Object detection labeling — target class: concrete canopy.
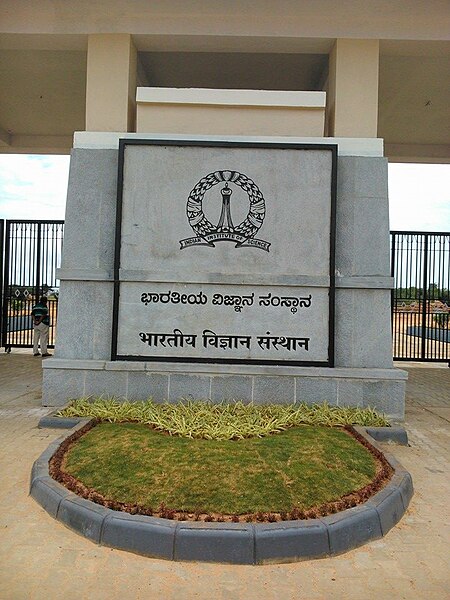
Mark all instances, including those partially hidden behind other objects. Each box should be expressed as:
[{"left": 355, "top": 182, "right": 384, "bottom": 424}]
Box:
[{"left": 0, "top": 0, "right": 449, "bottom": 161}]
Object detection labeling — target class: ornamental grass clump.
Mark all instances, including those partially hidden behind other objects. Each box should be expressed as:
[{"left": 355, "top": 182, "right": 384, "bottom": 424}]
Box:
[{"left": 57, "top": 398, "right": 389, "bottom": 440}]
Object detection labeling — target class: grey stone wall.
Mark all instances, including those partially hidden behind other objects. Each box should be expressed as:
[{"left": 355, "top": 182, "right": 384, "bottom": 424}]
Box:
[
  {"left": 44, "top": 145, "right": 406, "bottom": 419},
  {"left": 55, "top": 149, "right": 117, "bottom": 361},
  {"left": 43, "top": 360, "right": 406, "bottom": 420}
]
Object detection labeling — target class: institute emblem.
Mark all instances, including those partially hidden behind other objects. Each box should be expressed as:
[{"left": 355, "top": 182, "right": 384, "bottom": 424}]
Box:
[{"left": 179, "top": 170, "right": 270, "bottom": 251}]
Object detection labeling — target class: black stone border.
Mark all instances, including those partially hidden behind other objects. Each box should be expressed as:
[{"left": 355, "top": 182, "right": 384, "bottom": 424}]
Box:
[{"left": 31, "top": 419, "right": 413, "bottom": 564}]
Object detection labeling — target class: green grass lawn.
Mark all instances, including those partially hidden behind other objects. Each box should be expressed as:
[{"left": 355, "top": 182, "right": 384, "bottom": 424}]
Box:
[{"left": 63, "top": 423, "right": 377, "bottom": 514}]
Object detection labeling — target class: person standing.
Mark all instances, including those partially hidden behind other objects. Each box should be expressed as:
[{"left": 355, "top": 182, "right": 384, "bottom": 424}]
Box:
[{"left": 31, "top": 296, "right": 51, "bottom": 357}]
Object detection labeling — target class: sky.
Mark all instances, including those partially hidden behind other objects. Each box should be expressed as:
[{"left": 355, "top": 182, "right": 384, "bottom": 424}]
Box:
[
  {"left": 0, "top": 155, "right": 449, "bottom": 232},
  {"left": 0, "top": 155, "right": 70, "bottom": 221}
]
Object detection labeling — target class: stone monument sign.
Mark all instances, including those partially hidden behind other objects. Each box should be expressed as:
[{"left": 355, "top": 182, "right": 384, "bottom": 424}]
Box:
[{"left": 43, "top": 133, "right": 406, "bottom": 419}]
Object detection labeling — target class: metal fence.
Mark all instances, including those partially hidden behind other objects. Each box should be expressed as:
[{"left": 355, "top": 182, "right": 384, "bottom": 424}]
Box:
[
  {"left": 1, "top": 220, "right": 64, "bottom": 352},
  {"left": 391, "top": 231, "right": 450, "bottom": 363}
]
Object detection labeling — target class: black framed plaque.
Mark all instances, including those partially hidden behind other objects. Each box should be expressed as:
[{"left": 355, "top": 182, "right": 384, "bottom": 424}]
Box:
[{"left": 112, "top": 139, "right": 337, "bottom": 367}]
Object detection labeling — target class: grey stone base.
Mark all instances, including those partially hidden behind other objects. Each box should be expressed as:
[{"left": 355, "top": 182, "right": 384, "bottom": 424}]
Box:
[
  {"left": 43, "top": 359, "right": 407, "bottom": 420},
  {"left": 30, "top": 422, "right": 413, "bottom": 564}
]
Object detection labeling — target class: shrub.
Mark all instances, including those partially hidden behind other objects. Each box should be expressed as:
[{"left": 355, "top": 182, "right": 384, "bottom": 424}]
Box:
[{"left": 57, "top": 398, "right": 390, "bottom": 440}]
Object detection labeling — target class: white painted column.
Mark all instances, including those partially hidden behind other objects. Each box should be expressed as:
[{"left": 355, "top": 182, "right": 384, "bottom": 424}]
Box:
[
  {"left": 327, "top": 39, "right": 379, "bottom": 138},
  {"left": 86, "top": 34, "right": 137, "bottom": 132}
]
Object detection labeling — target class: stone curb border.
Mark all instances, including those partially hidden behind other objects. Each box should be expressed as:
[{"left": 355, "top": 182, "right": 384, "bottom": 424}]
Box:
[
  {"left": 364, "top": 426, "right": 408, "bottom": 446},
  {"left": 38, "top": 412, "right": 86, "bottom": 429},
  {"left": 30, "top": 420, "right": 413, "bottom": 564},
  {"left": 38, "top": 411, "right": 409, "bottom": 445}
]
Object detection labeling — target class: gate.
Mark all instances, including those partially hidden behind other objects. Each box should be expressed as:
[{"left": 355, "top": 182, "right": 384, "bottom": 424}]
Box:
[
  {"left": 391, "top": 231, "right": 450, "bottom": 363},
  {"left": 1, "top": 220, "right": 64, "bottom": 352}
]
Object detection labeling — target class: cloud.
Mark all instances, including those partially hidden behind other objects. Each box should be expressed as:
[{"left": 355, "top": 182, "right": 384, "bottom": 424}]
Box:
[
  {"left": 0, "top": 155, "right": 449, "bottom": 234},
  {"left": 388, "top": 164, "right": 450, "bottom": 232},
  {"left": 0, "top": 155, "right": 70, "bottom": 220}
]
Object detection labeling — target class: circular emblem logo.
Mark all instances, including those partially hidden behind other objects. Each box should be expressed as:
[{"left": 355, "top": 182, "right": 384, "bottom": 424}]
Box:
[{"left": 180, "top": 170, "right": 270, "bottom": 251}]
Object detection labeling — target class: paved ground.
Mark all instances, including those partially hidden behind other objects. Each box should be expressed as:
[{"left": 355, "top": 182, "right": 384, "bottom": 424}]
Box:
[{"left": 0, "top": 352, "right": 449, "bottom": 600}]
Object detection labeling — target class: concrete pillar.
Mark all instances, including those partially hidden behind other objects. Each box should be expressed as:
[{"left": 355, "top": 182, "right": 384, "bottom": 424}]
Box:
[
  {"left": 327, "top": 39, "right": 379, "bottom": 138},
  {"left": 86, "top": 34, "right": 137, "bottom": 132}
]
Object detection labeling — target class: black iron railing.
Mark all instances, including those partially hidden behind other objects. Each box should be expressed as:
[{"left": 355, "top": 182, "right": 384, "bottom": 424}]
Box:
[
  {"left": 391, "top": 231, "right": 450, "bottom": 363},
  {"left": 1, "top": 220, "right": 64, "bottom": 351}
]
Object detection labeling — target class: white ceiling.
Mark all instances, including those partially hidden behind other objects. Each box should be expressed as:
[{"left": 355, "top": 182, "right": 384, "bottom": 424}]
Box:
[
  {"left": 379, "top": 54, "right": 450, "bottom": 146},
  {"left": 0, "top": 49, "right": 86, "bottom": 137}
]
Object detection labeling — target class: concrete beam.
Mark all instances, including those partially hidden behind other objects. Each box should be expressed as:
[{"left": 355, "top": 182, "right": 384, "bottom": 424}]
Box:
[
  {"left": 385, "top": 143, "right": 450, "bottom": 164},
  {"left": 0, "top": 134, "right": 71, "bottom": 154}
]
